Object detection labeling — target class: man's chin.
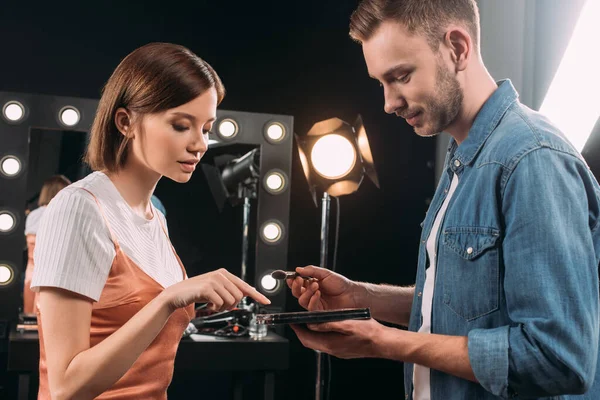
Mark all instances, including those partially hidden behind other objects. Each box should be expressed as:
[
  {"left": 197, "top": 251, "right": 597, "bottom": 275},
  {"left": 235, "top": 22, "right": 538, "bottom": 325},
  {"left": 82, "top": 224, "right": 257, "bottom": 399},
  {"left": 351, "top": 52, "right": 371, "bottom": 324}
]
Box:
[{"left": 413, "top": 126, "right": 440, "bottom": 138}]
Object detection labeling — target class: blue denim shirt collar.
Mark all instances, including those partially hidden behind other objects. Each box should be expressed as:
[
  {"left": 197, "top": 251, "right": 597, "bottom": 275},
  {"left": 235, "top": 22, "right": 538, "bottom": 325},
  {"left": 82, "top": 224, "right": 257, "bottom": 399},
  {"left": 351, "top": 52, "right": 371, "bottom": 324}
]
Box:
[{"left": 448, "top": 79, "right": 519, "bottom": 166}]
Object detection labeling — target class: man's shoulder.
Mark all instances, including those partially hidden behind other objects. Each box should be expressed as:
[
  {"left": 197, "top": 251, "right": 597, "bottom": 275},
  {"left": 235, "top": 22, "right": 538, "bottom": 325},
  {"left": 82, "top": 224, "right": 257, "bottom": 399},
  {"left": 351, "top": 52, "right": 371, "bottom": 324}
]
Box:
[{"left": 478, "top": 102, "right": 581, "bottom": 169}]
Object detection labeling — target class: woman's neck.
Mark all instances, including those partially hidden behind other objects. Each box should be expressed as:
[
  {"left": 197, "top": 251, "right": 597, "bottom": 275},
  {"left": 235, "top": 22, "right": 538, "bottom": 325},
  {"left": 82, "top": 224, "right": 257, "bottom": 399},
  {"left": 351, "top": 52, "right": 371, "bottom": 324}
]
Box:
[{"left": 105, "top": 166, "right": 161, "bottom": 220}]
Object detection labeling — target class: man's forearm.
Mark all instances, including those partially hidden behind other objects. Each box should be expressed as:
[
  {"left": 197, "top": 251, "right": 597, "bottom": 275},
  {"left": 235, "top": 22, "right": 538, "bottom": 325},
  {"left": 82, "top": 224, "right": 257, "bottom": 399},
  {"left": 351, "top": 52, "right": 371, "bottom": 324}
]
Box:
[
  {"left": 355, "top": 283, "right": 414, "bottom": 326},
  {"left": 377, "top": 327, "right": 477, "bottom": 382}
]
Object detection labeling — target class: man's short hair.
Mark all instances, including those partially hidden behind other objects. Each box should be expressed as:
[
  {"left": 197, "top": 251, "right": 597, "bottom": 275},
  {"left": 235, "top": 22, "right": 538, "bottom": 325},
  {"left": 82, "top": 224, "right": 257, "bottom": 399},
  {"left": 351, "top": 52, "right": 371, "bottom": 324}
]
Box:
[{"left": 349, "top": 0, "right": 480, "bottom": 51}]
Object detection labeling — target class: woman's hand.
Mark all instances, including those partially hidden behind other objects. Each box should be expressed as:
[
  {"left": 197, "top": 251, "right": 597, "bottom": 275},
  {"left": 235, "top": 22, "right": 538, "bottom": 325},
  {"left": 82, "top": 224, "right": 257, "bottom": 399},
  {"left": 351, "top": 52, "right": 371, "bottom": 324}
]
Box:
[{"left": 162, "top": 268, "right": 270, "bottom": 312}]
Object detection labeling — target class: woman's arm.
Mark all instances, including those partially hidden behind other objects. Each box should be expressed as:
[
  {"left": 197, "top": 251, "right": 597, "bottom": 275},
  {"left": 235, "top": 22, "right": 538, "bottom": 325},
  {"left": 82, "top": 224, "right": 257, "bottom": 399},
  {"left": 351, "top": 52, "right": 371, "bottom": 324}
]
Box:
[
  {"left": 40, "top": 287, "right": 173, "bottom": 400},
  {"left": 41, "top": 268, "right": 269, "bottom": 400}
]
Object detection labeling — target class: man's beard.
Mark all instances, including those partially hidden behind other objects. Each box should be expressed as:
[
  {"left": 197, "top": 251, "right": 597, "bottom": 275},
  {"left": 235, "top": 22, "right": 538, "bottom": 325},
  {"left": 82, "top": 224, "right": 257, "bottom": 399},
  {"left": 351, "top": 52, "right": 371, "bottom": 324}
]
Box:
[{"left": 415, "top": 61, "right": 463, "bottom": 137}]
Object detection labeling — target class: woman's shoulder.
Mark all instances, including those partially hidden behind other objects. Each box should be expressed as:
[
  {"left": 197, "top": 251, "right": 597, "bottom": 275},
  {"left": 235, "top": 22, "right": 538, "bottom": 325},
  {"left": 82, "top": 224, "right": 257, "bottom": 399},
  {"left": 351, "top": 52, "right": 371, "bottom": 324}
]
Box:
[
  {"left": 26, "top": 205, "right": 46, "bottom": 221},
  {"left": 44, "top": 178, "right": 103, "bottom": 221},
  {"left": 25, "top": 206, "right": 47, "bottom": 235}
]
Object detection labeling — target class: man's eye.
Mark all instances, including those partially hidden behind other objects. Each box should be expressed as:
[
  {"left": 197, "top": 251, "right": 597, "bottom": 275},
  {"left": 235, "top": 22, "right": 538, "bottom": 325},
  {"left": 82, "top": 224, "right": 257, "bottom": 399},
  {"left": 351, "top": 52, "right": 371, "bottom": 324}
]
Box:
[{"left": 398, "top": 74, "right": 410, "bottom": 83}]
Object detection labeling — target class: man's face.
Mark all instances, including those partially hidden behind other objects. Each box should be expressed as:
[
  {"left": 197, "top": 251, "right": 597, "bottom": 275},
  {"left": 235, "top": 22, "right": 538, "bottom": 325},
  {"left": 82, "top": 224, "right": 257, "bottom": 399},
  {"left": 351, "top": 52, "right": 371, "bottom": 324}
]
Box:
[{"left": 363, "top": 21, "right": 463, "bottom": 137}]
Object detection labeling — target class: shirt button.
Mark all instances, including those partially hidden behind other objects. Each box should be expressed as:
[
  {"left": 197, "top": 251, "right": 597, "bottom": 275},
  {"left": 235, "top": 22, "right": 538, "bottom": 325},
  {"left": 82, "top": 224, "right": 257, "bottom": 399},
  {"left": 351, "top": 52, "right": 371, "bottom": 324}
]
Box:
[
  {"left": 418, "top": 292, "right": 422, "bottom": 297},
  {"left": 466, "top": 247, "right": 473, "bottom": 255},
  {"left": 454, "top": 159, "right": 461, "bottom": 167},
  {"left": 405, "top": 395, "right": 409, "bottom": 400}
]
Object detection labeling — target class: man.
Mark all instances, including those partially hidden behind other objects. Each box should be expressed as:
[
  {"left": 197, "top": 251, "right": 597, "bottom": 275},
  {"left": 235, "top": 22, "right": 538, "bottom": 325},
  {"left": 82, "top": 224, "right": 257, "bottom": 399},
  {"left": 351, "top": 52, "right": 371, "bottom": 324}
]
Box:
[{"left": 289, "top": 0, "right": 600, "bottom": 398}]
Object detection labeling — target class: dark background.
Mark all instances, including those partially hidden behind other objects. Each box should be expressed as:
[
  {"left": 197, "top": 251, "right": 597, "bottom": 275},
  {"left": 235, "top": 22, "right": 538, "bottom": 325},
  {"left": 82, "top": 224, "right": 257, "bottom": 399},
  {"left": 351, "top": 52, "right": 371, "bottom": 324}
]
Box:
[{"left": 1, "top": 1, "right": 438, "bottom": 399}]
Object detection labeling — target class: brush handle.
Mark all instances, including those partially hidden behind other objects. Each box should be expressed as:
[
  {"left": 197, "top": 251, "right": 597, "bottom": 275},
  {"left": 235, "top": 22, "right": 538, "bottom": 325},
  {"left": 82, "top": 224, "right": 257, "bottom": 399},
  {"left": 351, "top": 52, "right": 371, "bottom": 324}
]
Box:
[{"left": 285, "top": 272, "right": 312, "bottom": 280}]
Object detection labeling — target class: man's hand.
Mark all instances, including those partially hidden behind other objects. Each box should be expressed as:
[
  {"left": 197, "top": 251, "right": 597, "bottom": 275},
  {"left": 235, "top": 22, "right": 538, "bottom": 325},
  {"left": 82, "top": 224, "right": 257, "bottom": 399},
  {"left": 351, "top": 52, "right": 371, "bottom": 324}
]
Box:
[
  {"left": 290, "top": 318, "right": 387, "bottom": 359},
  {"left": 288, "top": 265, "right": 363, "bottom": 311}
]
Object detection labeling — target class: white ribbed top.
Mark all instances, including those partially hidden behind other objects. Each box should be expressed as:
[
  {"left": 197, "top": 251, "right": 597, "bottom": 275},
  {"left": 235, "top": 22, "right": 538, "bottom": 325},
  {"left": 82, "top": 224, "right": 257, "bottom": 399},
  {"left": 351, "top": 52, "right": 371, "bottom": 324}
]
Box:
[
  {"left": 25, "top": 205, "right": 47, "bottom": 235},
  {"left": 30, "top": 171, "right": 183, "bottom": 301}
]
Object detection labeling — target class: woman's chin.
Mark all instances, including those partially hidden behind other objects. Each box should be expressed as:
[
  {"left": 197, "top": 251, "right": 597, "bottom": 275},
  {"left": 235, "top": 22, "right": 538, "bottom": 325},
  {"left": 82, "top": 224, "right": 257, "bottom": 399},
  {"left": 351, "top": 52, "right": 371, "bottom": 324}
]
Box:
[{"left": 166, "top": 171, "right": 193, "bottom": 183}]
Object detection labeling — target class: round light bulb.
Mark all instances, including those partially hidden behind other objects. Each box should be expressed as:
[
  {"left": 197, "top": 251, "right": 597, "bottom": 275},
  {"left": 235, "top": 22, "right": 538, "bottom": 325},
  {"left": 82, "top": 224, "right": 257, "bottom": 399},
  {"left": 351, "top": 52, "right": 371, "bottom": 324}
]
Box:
[
  {"left": 266, "top": 123, "right": 285, "bottom": 141},
  {"left": 0, "top": 212, "right": 15, "bottom": 232},
  {"left": 262, "top": 223, "right": 282, "bottom": 242},
  {"left": 3, "top": 102, "right": 25, "bottom": 122},
  {"left": 265, "top": 173, "right": 284, "bottom": 192},
  {"left": 310, "top": 134, "right": 356, "bottom": 179},
  {"left": 0, "top": 265, "right": 13, "bottom": 285},
  {"left": 218, "top": 119, "right": 238, "bottom": 138},
  {"left": 261, "top": 274, "right": 278, "bottom": 291},
  {"left": 1, "top": 156, "right": 21, "bottom": 176},
  {"left": 60, "top": 107, "right": 80, "bottom": 126}
]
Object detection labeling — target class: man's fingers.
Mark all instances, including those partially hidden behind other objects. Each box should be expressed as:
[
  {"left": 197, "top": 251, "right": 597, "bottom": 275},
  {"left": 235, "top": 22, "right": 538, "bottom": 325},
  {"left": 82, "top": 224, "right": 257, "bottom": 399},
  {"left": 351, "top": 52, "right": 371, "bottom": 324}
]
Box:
[
  {"left": 298, "top": 284, "right": 318, "bottom": 309},
  {"left": 291, "top": 277, "right": 305, "bottom": 298},
  {"left": 307, "top": 290, "right": 323, "bottom": 311},
  {"left": 296, "top": 265, "right": 331, "bottom": 280}
]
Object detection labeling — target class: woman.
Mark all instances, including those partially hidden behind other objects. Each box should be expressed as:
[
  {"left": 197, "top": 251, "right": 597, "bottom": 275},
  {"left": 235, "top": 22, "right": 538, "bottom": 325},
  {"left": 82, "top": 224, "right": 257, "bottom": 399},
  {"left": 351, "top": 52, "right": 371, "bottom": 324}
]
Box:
[
  {"left": 23, "top": 175, "right": 71, "bottom": 314},
  {"left": 31, "top": 42, "right": 270, "bottom": 400}
]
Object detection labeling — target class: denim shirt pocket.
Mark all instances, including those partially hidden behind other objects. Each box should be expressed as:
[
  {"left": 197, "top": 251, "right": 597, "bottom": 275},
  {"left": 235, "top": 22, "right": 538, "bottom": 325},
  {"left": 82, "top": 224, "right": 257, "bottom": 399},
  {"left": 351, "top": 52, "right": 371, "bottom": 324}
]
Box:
[{"left": 441, "top": 226, "right": 501, "bottom": 321}]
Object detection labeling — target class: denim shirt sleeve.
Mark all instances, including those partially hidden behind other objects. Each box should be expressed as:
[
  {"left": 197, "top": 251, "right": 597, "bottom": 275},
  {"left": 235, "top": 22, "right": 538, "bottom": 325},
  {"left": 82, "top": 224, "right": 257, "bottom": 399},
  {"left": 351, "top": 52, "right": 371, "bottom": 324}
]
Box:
[{"left": 467, "top": 147, "right": 600, "bottom": 398}]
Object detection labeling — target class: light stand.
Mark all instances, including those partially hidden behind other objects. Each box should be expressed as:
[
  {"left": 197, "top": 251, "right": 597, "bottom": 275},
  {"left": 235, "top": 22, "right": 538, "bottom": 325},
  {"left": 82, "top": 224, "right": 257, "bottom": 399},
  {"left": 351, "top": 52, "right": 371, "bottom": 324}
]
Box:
[
  {"left": 315, "top": 191, "right": 331, "bottom": 400},
  {"left": 220, "top": 148, "right": 260, "bottom": 308},
  {"left": 295, "top": 116, "right": 379, "bottom": 400}
]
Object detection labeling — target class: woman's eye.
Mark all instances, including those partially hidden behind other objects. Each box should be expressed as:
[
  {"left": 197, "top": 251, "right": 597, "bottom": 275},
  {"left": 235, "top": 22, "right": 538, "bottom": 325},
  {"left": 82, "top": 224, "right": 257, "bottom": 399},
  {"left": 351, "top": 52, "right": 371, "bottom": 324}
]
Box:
[{"left": 173, "top": 124, "right": 189, "bottom": 132}]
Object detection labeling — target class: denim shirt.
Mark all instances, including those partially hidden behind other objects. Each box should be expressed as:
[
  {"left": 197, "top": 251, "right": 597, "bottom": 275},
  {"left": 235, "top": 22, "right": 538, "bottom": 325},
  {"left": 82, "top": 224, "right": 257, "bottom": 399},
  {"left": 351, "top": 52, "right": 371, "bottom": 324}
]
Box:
[{"left": 404, "top": 80, "right": 600, "bottom": 399}]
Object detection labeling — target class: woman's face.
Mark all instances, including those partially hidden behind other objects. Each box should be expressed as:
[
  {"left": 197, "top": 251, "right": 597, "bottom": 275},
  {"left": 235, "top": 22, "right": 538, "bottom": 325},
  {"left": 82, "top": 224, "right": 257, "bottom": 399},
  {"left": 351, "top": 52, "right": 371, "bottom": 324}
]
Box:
[{"left": 126, "top": 88, "right": 218, "bottom": 183}]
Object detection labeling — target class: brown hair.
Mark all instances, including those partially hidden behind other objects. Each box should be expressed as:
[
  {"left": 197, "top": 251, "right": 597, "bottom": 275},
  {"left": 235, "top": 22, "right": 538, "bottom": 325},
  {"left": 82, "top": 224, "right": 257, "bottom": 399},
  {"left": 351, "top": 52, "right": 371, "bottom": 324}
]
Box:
[
  {"left": 38, "top": 175, "right": 71, "bottom": 206},
  {"left": 85, "top": 42, "right": 226, "bottom": 172},
  {"left": 349, "top": 0, "right": 480, "bottom": 51}
]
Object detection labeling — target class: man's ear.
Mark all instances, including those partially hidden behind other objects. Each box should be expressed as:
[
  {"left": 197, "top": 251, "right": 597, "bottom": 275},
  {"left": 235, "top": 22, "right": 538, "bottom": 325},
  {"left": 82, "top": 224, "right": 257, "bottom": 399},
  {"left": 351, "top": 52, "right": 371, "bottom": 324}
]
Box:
[
  {"left": 114, "top": 108, "right": 134, "bottom": 138},
  {"left": 444, "top": 26, "right": 472, "bottom": 72}
]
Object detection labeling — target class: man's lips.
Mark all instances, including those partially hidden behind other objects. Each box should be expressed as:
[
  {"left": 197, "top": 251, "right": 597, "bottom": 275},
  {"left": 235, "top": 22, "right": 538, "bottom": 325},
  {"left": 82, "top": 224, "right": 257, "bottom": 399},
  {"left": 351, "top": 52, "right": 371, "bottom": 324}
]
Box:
[{"left": 404, "top": 111, "right": 422, "bottom": 126}]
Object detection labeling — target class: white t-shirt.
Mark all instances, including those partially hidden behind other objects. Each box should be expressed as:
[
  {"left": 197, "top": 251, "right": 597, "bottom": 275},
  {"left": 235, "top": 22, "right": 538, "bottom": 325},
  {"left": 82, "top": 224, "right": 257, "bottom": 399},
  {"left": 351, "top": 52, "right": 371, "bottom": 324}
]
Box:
[
  {"left": 25, "top": 206, "right": 47, "bottom": 235},
  {"left": 413, "top": 173, "right": 459, "bottom": 400},
  {"left": 30, "top": 171, "right": 184, "bottom": 301}
]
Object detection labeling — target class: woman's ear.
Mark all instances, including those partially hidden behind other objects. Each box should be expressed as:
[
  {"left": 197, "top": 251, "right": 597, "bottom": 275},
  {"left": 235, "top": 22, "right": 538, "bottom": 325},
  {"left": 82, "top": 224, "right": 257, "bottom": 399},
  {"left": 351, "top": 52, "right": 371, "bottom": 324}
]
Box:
[{"left": 114, "top": 108, "right": 133, "bottom": 138}]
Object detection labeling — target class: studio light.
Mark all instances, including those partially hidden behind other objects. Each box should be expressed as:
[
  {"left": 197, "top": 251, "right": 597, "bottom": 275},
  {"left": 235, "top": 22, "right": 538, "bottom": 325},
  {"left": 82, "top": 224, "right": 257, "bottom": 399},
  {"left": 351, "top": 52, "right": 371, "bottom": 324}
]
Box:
[
  {"left": 217, "top": 118, "right": 239, "bottom": 140},
  {"left": 0, "top": 211, "right": 16, "bottom": 233},
  {"left": 0, "top": 264, "right": 14, "bottom": 286},
  {"left": 263, "top": 170, "right": 287, "bottom": 194},
  {"left": 260, "top": 221, "right": 283, "bottom": 244},
  {"left": 295, "top": 115, "right": 379, "bottom": 400},
  {"left": 220, "top": 148, "right": 260, "bottom": 199},
  {"left": 2, "top": 101, "right": 25, "bottom": 123},
  {"left": 202, "top": 148, "right": 261, "bottom": 286},
  {"left": 0, "top": 155, "right": 22, "bottom": 177},
  {"left": 260, "top": 272, "right": 279, "bottom": 293},
  {"left": 264, "top": 121, "right": 286, "bottom": 143},
  {"left": 59, "top": 106, "right": 81, "bottom": 127},
  {"left": 296, "top": 115, "right": 379, "bottom": 201},
  {"left": 310, "top": 134, "right": 356, "bottom": 179}
]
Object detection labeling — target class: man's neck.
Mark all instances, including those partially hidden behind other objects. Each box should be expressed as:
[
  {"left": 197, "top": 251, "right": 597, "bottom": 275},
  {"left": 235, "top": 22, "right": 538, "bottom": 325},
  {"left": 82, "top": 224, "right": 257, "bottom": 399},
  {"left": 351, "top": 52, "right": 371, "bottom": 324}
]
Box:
[{"left": 446, "top": 65, "right": 498, "bottom": 145}]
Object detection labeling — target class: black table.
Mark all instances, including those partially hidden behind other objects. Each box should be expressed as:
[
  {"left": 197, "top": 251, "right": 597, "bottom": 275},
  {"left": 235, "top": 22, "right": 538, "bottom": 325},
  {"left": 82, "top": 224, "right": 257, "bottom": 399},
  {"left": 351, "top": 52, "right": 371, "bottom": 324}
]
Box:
[{"left": 8, "top": 328, "right": 289, "bottom": 400}]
